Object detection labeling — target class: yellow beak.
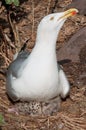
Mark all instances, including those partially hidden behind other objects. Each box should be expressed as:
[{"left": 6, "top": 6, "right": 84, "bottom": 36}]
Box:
[{"left": 59, "top": 8, "right": 78, "bottom": 20}]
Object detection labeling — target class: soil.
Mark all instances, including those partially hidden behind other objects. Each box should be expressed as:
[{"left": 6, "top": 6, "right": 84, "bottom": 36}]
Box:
[{"left": 0, "top": 0, "right": 86, "bottom": 130}]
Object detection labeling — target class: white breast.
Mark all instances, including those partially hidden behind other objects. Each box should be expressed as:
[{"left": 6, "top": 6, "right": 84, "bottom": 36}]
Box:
[{"left": 12, "top": 44, "right": 60, "bottom": 101}]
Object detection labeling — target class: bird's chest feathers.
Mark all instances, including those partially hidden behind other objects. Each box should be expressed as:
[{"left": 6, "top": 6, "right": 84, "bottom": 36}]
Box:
[{"left": 22, "top": 49, "right": 58, "bottom": 87}]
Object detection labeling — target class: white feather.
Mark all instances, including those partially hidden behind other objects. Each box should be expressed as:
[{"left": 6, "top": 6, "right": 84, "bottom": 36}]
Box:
[{"left": 6, "top": 12, "right": 70, "bottom": 101}]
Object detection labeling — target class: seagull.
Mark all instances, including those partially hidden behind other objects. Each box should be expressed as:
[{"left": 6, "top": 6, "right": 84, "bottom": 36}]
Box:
[{"left": 6, "top": 8, "right": 78, "bottom": 102}]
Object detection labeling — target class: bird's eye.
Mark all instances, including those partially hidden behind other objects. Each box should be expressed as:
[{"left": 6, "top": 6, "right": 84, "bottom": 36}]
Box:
[{"left": 50, "top": 17, "right": 54, "bottom": 20}]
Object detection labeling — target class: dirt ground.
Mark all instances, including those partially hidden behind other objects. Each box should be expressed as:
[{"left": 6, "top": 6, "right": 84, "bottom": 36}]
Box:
[{"left": 0, "top": 0, "right": 86, "bottom": 130}]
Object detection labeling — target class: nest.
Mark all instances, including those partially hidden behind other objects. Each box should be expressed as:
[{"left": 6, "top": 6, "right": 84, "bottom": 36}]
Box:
[{"left": 0, "top": 0, "right": 86, "bottom": 129}]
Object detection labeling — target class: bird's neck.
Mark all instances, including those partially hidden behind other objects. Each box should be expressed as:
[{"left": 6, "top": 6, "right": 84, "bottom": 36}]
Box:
[
  {"left": 35, "top": 30, "right": 59, "bottom": 51},
  {"left": 27, "top": 29, "right": 59, "bottom": 68}
]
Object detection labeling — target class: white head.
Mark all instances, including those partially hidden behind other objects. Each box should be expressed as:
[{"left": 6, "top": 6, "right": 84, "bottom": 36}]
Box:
[{"left": 36, "top": 8, "right": 78, "bottom": 45}]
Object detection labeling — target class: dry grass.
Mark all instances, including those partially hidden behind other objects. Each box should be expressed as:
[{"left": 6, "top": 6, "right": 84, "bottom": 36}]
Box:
[{"left": 0, "top": 0, "right": 86, "bottom": 130}]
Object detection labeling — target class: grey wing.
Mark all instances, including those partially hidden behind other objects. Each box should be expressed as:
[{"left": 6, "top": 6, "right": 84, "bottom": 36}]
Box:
[
  {"left": 7, "top": 51, "right": 30, "bottom": 78},
  {"left": 6, "top": 50, "right": 30, "bottom": 101}
]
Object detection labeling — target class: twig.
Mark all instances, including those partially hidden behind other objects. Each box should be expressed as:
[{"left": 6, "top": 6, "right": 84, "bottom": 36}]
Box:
[
  {"left": 0, "top": 27, "right": 8, "bottom": 59},
  {"left": 0, "top": 52, "right": 11, "bottom": 65},
  {"left": 47, "top": 117, "right": 50, "bottom": 130},
  {"left": 47, "top": 0, "right": 51, "bottom": 15},
  {"left": 61, "top": 114, "right": 86, "bottom": 130},
  {"left": 0, "top": 5, "right": 5, "bottom": 14},
  {"left": 32, "top": 0, "right": 35, "bottom": 40},
  {"left": 7, "top": 11, "right": 21, "bottom": 52},
  {"left": 51, "top": 0, "right": 58, "bottom": 13},
  {"left": 0, "top": 97, "right": 9, "bottom": 109},
  {"left": 4, "top": 34, "right": 15, "bottom": 49},
  {"left": 0, "top": 69, "right": 7, "bottom": 77}
]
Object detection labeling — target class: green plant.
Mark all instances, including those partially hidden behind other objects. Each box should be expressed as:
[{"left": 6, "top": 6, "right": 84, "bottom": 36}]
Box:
[
  {"left": 0, "top": 114, "right": 5, "bottom": 125},
  {"left": 5, "top": 0, "right": 19, "bottom": 6}
]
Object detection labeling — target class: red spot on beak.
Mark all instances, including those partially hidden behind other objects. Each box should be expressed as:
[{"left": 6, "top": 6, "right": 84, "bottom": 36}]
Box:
[{"left": 72, "top": 11, "right": 77, "bottom": 15}]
